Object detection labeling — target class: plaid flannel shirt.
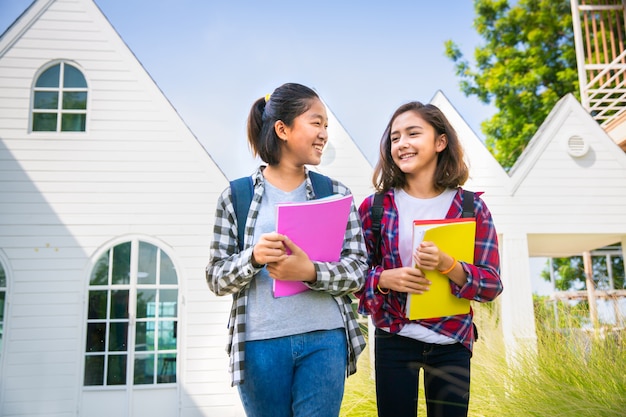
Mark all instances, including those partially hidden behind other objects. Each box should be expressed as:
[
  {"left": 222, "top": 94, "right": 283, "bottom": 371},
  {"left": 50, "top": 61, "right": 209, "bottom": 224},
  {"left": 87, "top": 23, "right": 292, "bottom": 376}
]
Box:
[
  {"left": 206, "top": 167, "right": 368, "bottom": 386},
  {"left": 357, "top": 188, "right": 503, "bottom": 353}
]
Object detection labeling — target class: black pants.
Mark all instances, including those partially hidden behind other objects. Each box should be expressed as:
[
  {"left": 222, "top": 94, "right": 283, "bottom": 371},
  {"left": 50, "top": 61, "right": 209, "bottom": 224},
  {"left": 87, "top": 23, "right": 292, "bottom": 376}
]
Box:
[{"left": 374, "top": 328, "right": 471, "bottom": 417}]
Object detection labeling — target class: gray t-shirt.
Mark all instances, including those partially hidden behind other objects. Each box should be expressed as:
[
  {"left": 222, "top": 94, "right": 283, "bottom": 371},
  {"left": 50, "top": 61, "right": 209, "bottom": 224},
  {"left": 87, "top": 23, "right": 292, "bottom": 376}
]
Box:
[{"left": 246, "top": 180, "right": 344, "bottom": 341}]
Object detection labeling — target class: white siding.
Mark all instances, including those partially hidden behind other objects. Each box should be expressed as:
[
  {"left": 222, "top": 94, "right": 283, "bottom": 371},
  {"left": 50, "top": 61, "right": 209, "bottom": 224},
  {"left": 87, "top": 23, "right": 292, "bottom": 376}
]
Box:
[
  {"left": 3, "top": 0, "right": 626, "bottom": 416},
  {"left": 434, "top": 92, "right": 626, "bottom": 255},
  {"left": 509, "top": 95, "right": 626, "bottom": 242},
  {"left": 0, "top": 0, "right": 236, "bottom": 416},
  {"left": 431, "top": 91, "right": 626, "bottom": 361},
  {"left": 431, "top": 91, "right": 512, "bottom": 227},
  {"left": 318, "top": 103, "right": 375, "bottom": 206}
]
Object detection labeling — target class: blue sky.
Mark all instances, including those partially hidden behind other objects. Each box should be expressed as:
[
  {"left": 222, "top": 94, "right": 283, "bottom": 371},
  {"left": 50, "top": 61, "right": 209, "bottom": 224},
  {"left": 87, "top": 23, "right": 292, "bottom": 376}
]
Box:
[{"left": 0, "top": 0, "right": 497, "bottom": 179}]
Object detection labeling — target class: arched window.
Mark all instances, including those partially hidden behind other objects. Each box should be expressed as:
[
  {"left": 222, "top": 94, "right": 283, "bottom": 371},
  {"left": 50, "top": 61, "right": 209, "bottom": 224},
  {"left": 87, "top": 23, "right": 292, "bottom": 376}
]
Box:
[
  {"left": 84, "top": 240, "right": 178, "bottom": 386},
  {"left": 32, "top": 61, "right": 88, "bottom": 132}
]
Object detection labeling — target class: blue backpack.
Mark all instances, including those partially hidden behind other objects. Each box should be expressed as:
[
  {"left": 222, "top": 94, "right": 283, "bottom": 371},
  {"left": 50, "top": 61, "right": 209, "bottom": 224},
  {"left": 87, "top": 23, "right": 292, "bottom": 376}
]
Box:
[{"left": 229, "top": 171, "right": 334, "bottom": 251}]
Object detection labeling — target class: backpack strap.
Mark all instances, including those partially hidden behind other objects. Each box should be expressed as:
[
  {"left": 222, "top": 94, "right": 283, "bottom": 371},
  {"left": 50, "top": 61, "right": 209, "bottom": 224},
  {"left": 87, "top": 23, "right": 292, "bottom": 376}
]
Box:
[
  {"left": 370, "top": 190, "right": 474, "bottom": 262},
  {"left": 230, "top": 176, "right": 254, "bottom": 252},
  {"left": 371, "top": 192, "right": 385, "bottom": 261},
  {"left": 309, "top": 171, "right": 334, "bottom": 199},
  {"left": 461, "top": 190, "right": 475, "bottom": 218},
  {"left": 461, "top": 188, "right": 479, "bottom": 340}
]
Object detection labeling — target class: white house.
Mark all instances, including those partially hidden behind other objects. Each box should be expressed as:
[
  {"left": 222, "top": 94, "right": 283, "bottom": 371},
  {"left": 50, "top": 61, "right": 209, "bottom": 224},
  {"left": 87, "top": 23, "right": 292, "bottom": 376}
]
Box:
[
  {"left": 0, "top": 0, "right": 375, "bottom": 416},
  {"left": 317, "top": 103, "right": 376, "bottom": 205},
  {"left": 0, "top": 0, "right": 238, "bottom": 415},
  {"left": 2, "top": 0, "right": 626, "bottom": 416},
  {"left": 433, "top": 91, "right": 626, "bottom": 355}
]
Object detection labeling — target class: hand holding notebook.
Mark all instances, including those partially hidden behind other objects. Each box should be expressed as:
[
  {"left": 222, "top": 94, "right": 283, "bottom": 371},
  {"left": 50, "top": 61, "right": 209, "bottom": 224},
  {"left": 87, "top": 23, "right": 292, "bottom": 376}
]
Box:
[
  {"left": 273, "top": 194, "right": 353, "bottom": 297},
  {"left": 406, "top": 218, "right": 476, "bottom": 320}
]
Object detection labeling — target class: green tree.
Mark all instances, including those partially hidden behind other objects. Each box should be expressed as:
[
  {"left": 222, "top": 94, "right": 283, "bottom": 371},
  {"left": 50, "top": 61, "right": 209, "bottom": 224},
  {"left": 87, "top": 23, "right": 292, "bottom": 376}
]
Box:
[
  {"left": 540, "top": 249, "right": 625, "bottom": 291},
  {"left": 445, "top": 0, "right": 579, "bottom": 170}
]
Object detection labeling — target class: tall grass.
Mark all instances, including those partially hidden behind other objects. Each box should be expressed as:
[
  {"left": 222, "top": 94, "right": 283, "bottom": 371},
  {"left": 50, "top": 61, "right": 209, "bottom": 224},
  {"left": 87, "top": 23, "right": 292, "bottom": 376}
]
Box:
[
  {"left": 340, "top": 302, "right": 626, "bottom": 416},
  {"left": 339, "top": 345, "right": 377, "bottom": 417}
]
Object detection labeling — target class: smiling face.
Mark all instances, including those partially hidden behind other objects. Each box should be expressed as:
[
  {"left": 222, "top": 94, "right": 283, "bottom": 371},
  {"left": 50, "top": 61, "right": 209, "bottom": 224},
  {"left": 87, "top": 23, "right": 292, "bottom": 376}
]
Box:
[
  {"left": 389, "top": 110, "right": 447, "bottom": 178},
  {"left": 275, "top": 98, "right": 328, "bottom": 167}
]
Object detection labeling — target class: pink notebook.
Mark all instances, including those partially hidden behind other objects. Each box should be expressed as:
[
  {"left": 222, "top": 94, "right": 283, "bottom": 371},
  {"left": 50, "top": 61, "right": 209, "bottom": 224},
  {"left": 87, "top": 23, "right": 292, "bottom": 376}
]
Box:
[{"left": 274, "top": 194, "right": 353, "bottom": 297}]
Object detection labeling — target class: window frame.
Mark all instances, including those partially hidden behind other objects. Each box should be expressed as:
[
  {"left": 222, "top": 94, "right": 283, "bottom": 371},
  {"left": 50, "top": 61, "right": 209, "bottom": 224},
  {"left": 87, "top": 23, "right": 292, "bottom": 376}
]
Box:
[
  {"left": 83, "top": 238, "right": 180, "bottom": 390},
  {"left": 30, "top": 60, "right": 89, "bottom": 133}
]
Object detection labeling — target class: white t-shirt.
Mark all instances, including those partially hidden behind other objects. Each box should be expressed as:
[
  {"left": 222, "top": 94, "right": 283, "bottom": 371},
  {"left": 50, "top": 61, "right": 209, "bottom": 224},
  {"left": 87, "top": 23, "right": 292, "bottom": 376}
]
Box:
[{"left": 394, "top": 188, "right": 458, "bottom": 345}]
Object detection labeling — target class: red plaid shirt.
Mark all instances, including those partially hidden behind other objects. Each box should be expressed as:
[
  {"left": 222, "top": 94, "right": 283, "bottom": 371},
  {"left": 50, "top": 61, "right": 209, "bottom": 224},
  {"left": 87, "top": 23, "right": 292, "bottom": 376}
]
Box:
[{"left": 357, "top": 188, "right": 503, "bottom": 352}]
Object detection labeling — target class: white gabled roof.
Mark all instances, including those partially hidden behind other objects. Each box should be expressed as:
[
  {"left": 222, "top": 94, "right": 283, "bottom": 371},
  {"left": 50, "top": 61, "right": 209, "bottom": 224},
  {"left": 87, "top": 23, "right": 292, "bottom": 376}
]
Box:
[
  {"left": 0, "top": 0, "right": 233, "bottom": 415},
  {"left": 507, "top": 93, "right": 626, "bottom": 256},
  {"left": 430, "top": 91, "right": 509, "bottom": 192},
  {"left": 316, "top": 101, "right": 375, "bottom": 206},
  {"left": 430, "top": 91, "right": 512, "bottom": 234},
  {"left": 435, "top": 91, "right": 626, "bottom": 257}
]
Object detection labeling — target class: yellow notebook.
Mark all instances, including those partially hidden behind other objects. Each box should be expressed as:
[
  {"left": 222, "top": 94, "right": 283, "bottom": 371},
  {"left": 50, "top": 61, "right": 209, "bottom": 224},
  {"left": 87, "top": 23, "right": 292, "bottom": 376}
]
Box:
[{"left": 406, "top": 218, "right": 476, "bottom": 320}]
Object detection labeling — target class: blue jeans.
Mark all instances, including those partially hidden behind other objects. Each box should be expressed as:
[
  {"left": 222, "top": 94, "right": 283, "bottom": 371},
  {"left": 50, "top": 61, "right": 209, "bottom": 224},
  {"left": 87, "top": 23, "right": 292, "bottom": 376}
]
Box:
[
  {"left": 238, "top": 328, "right": 347, "bottom": 417},
  {"left": 374, "top": 328, "right": 471, "bottom": 417}
]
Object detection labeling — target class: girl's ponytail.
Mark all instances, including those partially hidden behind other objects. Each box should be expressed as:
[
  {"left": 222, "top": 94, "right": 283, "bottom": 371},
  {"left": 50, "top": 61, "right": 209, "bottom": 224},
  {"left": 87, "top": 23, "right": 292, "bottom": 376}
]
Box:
[{"left": 247, "top": 97, "right": 266, "bottom": 158}]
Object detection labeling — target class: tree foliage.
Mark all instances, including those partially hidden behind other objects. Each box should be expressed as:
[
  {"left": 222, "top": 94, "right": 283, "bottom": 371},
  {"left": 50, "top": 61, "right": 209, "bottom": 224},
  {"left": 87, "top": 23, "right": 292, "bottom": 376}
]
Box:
[
  {"left": 540, "top": 250, "right": 625, "bottom": 291},
  {"left": 445, "top": 0, "right": 579, "bottom": 170}
]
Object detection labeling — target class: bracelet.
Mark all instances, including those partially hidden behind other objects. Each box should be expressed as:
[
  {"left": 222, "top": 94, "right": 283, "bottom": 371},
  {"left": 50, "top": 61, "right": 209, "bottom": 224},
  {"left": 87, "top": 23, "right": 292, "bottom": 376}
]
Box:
[
  {"left": 377, "top": 284, "right": 390, "bottom": 294},
  {"left": 439, "top": 257, "right": 457, "bottom": 275}
]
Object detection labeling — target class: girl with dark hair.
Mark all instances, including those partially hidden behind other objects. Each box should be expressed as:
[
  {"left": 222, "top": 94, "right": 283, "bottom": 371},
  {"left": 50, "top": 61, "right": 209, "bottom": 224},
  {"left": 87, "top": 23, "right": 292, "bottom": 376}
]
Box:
[
  {"left": 357, "top": 101, "right": 503, "bottom": 417},
  {"left": 206, "top": 82, "right": 367, "bottom": 417}
]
